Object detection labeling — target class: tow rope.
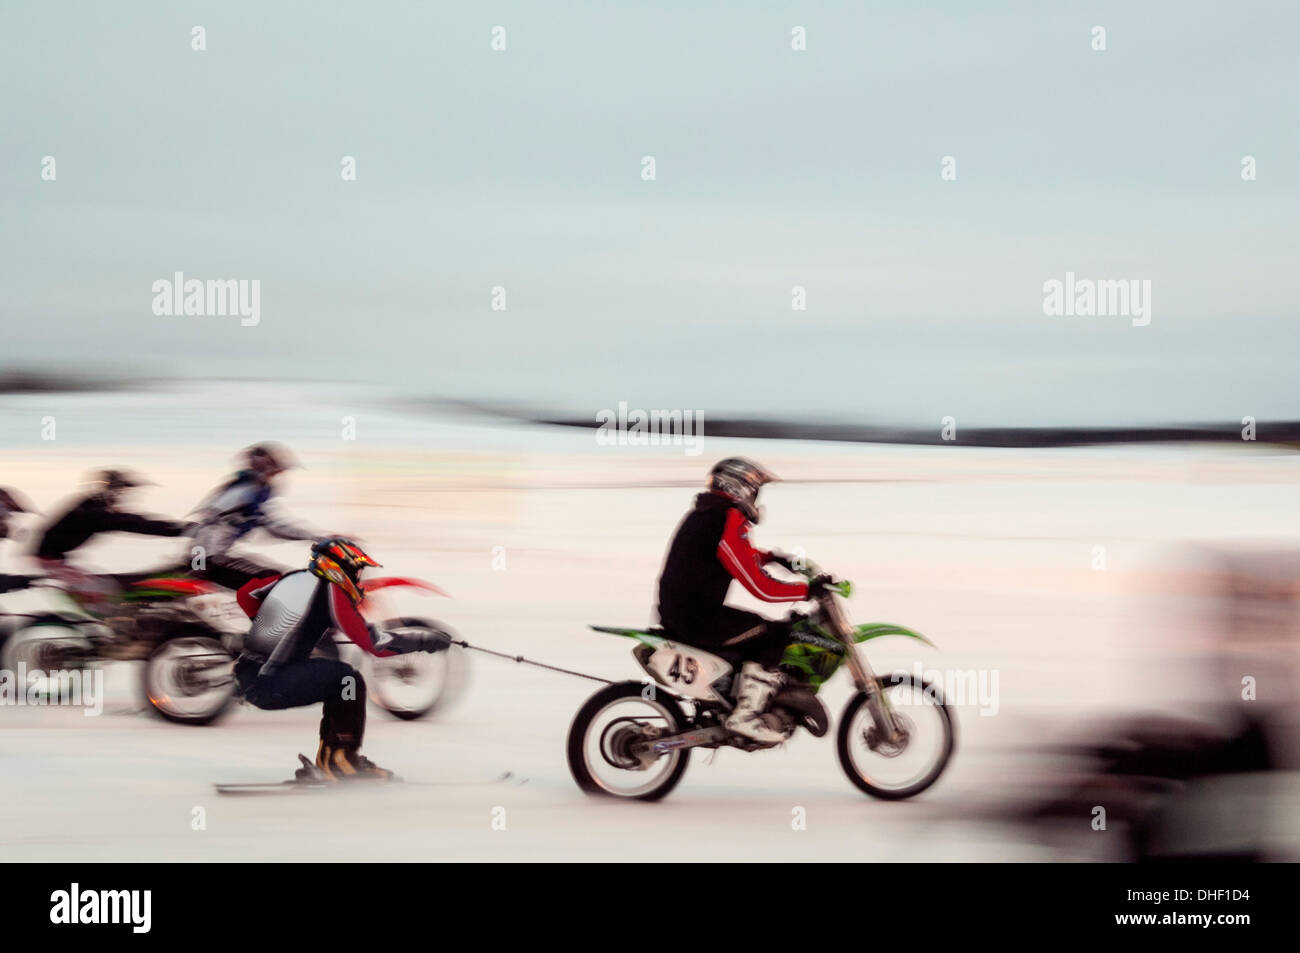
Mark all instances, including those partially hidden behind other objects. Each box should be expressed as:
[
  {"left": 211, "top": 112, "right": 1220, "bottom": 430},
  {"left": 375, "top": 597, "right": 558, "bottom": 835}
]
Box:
[{"left": 443, "top": 637, "right": 614, "bottom": 685}]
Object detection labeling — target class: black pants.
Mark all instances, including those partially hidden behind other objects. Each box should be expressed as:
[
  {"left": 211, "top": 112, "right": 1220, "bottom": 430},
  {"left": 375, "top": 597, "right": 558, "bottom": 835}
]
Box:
[
  {"left": 235, "top": 656, "right": 366, "bottom": 748},
  {"left": 197, "top": 554, "right": 286, "bottom": 592},
  {"left": 662, "top": 606, "right": 792, "bottom": 668}
]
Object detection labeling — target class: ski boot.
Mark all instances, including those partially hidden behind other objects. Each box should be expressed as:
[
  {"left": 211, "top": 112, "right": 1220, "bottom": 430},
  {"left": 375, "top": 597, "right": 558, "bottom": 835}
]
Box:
[{"left": 314, "top": 741, "right": 395, "bottom": 781}]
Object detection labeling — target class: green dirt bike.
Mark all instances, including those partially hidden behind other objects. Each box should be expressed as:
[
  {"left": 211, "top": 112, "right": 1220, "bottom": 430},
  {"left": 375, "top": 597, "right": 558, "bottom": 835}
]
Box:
[{"left": 567, "top": 566, "right": 955, "bottom": 801}]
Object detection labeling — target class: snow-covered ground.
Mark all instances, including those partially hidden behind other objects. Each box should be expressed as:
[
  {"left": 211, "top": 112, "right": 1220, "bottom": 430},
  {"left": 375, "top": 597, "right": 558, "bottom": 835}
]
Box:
[{"left": 2, "top": 383, "right": 1298, "bottom": 860}]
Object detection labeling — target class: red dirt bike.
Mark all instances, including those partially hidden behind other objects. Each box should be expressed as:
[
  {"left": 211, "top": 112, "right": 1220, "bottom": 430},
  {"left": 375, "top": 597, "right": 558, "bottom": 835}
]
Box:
[
  {"left": 141, "top": 574, "right": 466, "bottom": 725},
  {"left": 0, "top": 572, "right": 465, "bottom": 725}
]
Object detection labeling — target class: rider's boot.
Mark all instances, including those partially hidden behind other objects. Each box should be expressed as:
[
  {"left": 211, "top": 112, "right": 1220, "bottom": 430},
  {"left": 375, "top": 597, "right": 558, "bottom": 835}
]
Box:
[{"left": 724, "top": 661, "right": 789, "bottom": 744}]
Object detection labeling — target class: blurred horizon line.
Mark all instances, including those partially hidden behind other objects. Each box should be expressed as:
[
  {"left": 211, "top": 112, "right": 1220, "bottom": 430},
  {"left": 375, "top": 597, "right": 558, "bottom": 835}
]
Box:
[{"left": 4, "top": 367, "right": 1299, "bottom": 450}]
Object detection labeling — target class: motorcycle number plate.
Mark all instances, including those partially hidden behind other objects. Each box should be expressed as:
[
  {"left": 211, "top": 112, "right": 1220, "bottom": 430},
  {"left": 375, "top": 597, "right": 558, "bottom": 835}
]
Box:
[{"left": 645, "top": 642, "right": 730, "bottom": 701}]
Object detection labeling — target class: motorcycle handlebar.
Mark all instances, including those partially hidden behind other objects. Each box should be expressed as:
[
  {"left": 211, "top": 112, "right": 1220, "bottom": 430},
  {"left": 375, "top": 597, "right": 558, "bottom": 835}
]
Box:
[{"left": 802, "top": 568, "right": 852, "bottom": 600}]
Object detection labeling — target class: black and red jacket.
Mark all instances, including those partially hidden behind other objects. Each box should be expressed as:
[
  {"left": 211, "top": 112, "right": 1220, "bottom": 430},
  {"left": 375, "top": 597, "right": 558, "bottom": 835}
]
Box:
[
  {"left": 656, "top": 491, "right": 807, "bottom": 629},
  {"left": 235, "top": 571, "right": 398, "bottom": 678}
]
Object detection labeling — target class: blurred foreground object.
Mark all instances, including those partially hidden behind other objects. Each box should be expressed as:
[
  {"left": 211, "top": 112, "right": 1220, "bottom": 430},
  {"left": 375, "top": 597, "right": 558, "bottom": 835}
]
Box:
[{"left": 1016, "top": 543, "right": 1300, "bottom": 861}]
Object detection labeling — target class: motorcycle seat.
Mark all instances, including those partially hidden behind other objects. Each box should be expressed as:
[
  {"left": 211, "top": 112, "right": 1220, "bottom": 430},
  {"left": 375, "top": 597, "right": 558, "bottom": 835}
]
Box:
[
  {"left": 588, "top": 624, "right": 743, "bottom": 665},
  {"left": 98, "top": 568, "right": 189, "bottom": 589}
]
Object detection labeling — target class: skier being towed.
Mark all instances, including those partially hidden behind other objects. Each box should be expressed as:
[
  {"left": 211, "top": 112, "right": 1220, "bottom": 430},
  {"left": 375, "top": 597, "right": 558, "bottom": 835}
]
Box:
[{"left": 235, "top": 537, "right": 447, "bottom": 781}]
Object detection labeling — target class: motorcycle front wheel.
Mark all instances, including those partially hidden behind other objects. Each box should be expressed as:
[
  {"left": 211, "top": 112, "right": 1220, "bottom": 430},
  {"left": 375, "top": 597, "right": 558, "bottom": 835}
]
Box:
[{"left": 837, "top": 672, "right": 955, "bottom": 800}]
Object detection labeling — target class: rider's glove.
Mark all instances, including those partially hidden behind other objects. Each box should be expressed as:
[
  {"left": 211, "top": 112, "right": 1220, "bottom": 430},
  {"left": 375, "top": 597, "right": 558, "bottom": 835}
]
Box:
[
  {"left": 372, "top": 624, "right": 453, "bottom": 655},
  {"left": 807, "top": 573, "right": 834, "bottom": 595},
  {"left": 811, "top": 576, "right": 853, "bottom": 598},
  {"left": 415, "top": 629, "right": 452, "bottom": 652}
]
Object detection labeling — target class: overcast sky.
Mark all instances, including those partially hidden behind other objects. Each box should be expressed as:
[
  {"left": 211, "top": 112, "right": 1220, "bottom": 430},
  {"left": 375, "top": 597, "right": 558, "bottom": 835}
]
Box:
[{"left": 3, "top": 2, "right": 1298, "bottom": 425}]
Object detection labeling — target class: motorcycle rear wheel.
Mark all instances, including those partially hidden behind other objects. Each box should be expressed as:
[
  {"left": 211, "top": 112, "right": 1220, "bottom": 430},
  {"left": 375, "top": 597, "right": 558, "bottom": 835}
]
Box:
[
  {"left": 567, "top": 680, "right": 691, "bottom": 801},
  {"left": 142, "top": 635, "right": 236, "bottom": 725},
  {"left": 0, "top": 620, "right": 97, "bottom": 696}
]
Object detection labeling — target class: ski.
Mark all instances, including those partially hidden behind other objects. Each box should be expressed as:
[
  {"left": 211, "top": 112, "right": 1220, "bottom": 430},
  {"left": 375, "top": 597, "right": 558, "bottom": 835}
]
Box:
[
  {"left": 215, "top": 771, "right": 524, "bottom": 795},
  {"left": 215, "top": 757, "right": 524, "bottom": 795}
]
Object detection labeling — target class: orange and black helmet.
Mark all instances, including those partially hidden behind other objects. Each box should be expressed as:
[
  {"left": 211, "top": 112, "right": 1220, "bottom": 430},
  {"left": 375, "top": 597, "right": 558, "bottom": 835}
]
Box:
[{"left": 309, "top": 536, "right": 380, "bottom": 604}]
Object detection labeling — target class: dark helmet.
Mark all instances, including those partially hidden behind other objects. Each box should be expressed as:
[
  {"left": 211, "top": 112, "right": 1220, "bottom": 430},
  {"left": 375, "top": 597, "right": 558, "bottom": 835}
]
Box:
[
  {"left": 309, "top": 536, "right": 380, "bottom": 605},
  {"left": 87, "top": 468, "right": 153, "bottom": 501},
  {"left": 707, "top": 457, "right": 777, "bottom": 522},
  {"left": 242, "top": 442, "right": 298, "bottom": 481}
]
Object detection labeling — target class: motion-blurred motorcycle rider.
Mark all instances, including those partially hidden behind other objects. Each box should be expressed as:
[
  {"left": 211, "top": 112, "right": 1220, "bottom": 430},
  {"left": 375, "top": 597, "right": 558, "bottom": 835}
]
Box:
[
  {"left": 190, "top": 443, "right": 323, "bottom": 591},
  {"left": 656, "top": 457, "right": 810, "bottom": 744},
  {"left": 32, "top": 470, "right": 188, "bottom": 611},
  {"left": 0, "top": 487, "right": 35, "bottom": 593},
  {"left": 234, "top": 537, "right": 447, "bottom": 780}
]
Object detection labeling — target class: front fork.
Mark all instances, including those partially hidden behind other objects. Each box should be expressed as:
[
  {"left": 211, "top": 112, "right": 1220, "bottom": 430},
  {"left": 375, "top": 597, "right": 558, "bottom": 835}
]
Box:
[{"left": 831, "top": 614, "right": 904, "bottom": 745}]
